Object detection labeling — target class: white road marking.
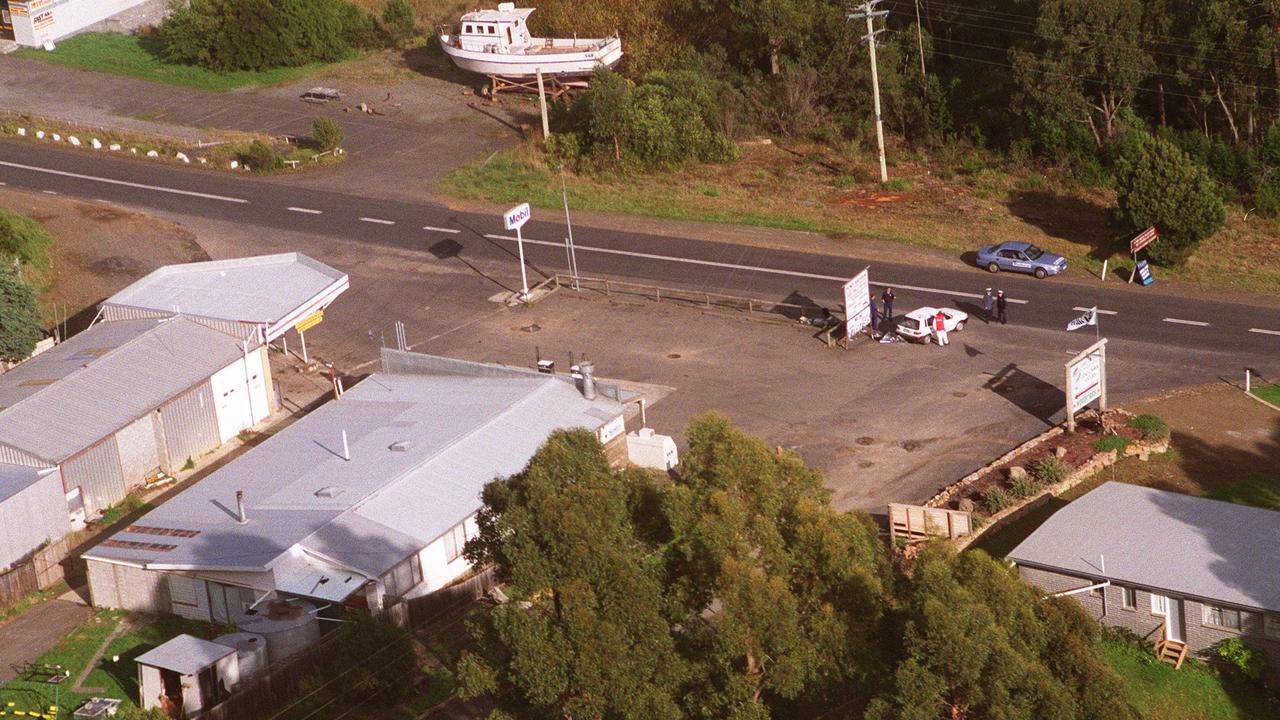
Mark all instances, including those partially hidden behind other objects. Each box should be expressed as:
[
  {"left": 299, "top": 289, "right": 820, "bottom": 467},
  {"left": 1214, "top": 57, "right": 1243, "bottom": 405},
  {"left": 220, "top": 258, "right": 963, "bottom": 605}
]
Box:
[
  {"left": 1248, "top": 328, "right": 1280, "bottom": 336},
  {"left": 422, "top": 225, "right": 462, "bottom": 234},
  {"left": 42, "top": 190, "right": 57, "bottom": 195},
  {"left": 0, "top": 181, "right": 7, "bottom": 186},
  {"left": 483, "top": 233, "right": 1029, "bottom": 303},
  {"left": 287, "top": 206, "right": 323, "bottom": 215},
  {"left": 1163, "top": 318, "right": 1210, "bottom": 327},
  {"left": 360, "top": 217, "right": 395, "bottom": 225},
  {"left": 0, "top": 160, "right": 249, "bottom": 203},
  {"left": 1073, "top": 307, "right": 1117, "bottom": 315}
]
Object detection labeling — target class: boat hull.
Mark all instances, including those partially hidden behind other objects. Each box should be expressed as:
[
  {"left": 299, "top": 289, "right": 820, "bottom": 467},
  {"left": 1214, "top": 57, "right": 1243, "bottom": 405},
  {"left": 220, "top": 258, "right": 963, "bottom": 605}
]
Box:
[{"left": 439, "top": 36, "right": 622, "bottom": 79}]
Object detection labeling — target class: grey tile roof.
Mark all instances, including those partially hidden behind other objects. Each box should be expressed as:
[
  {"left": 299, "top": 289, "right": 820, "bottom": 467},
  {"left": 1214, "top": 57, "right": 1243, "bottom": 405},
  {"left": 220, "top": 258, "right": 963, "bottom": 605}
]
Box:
[
  {"left": 0, "top": 318, "right": 247, "bottom": 463},
  {"left": 0, "top": 463, "right": 43, "bottom": 504},
  {"left": 1008, "top": 482, "right": 1280, "bottom": 613},
  {"left": 103, "top": 253, "right": 347, "bottom": 326},
  {"left": 135, "top": 634, "right": 234, "bottom": 675},
  {"left": 84, "top": 353, "right": 625, "bottom": 584}
]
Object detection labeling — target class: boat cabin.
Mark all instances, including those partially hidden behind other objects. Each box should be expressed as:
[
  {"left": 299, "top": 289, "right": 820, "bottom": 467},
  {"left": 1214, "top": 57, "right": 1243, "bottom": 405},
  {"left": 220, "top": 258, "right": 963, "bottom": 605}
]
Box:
[{"left": 459, "top": 3, "right": 534, "bottom": 53}]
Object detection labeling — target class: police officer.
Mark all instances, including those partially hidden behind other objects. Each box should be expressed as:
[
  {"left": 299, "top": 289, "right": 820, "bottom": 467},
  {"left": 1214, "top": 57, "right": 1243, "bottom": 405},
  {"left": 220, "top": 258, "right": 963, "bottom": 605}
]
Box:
[
  {"left": 981, "top": 288, "right": 994, "bottom": 324},
  {"left": 996, "top": 290, "right": 1008, "bottom": 325},
  {"left": 881, "top": 287, "right": 895, "bottom": 323}
]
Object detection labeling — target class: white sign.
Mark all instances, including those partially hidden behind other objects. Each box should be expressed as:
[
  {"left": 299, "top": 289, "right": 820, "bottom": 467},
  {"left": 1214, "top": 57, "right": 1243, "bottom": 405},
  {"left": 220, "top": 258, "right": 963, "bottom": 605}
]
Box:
[
  {"left": 1064, "top": 338, "right": 1107, "bottom": 431},
  {"left": 1067, "top": 307, "right": 1097, "bottom": 332},
  {"left": 503, "top": 202, "right": 531, "bottom": 230},
  {"left": 843, "top": 267, "right": 871, "bottom": 341}
]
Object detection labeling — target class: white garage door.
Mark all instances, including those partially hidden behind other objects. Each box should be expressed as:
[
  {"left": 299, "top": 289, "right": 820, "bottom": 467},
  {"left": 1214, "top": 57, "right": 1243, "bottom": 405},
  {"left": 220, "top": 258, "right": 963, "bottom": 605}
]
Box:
[{"left": 211, "top": 359, "right": 253, "bottom": 443}]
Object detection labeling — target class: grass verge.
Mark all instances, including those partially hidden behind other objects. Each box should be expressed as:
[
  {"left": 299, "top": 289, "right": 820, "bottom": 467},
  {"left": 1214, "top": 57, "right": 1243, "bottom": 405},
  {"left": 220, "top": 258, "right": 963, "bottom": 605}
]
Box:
[
  {"left": 1250, "top": 383, "right": 1280, "bottom": 407},
  {"left": 1102, "top": 637, "right": 1276, "bottom": 719},
  {"left": 15, "top": 33, "right": 326, "bottom": 92}
]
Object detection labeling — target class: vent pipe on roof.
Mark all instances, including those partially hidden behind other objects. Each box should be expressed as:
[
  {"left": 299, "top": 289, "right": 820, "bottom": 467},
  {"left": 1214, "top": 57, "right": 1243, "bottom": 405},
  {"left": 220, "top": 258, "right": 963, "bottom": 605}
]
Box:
[
  {"left": 236, "top": 491, "right": 247, "bottom": 524},
  {"left": 341, "top": 430, "right": 351, "bottom": 461},
  {"left": 579, "top": 361, "right": 596, "bottom": 400}
]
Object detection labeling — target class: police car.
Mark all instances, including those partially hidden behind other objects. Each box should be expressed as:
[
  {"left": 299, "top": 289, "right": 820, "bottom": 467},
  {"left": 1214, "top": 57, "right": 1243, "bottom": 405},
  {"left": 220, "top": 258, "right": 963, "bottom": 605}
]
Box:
[
  {"left": 896, "top": 307, "right": 967, "bottom": 343},
  {"left": 976, "top": 241, "right": 1067, "bottom": 279}
]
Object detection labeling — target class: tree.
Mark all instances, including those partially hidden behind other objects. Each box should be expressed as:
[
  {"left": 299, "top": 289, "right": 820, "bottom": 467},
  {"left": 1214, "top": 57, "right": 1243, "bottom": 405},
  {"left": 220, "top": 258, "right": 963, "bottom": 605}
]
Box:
[
  {"left": 0, "top": 261, "right": 42, "bottom": 363},
  {"left": 0, "top": 208, "right": 53, "bottom": 269},
  {"left": 381, "top": 0, "right": 415, "bottom": 45},
  {"left": 312, "top": 116, "right": 344, "bottom": 152},
  {"left": 323, "top": 612, "right": 417, "bottom": 707},
  {"left": 1114, "top": 133, "right": 1226, "bottom": 264}
]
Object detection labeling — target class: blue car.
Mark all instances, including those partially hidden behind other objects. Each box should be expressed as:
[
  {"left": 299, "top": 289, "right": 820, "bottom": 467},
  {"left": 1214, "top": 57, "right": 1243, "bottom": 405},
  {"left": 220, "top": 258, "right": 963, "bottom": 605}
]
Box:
[{"left": 976, "top": 241, "right": 1067, "bottom": 279}]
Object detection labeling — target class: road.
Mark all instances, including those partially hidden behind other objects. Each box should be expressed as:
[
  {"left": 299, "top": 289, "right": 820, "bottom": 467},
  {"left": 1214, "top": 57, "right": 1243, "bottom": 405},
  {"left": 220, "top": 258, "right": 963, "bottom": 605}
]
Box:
[{"left": 1, "top": 140, "right": 1278, "bottom": 371}]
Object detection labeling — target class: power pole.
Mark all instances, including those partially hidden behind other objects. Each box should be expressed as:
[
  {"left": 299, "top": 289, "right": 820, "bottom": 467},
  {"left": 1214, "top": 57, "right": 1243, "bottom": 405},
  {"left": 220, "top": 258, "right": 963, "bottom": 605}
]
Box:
[
  {"left": 848, "top": 0, "right": 890, "bottom": 183},
  {"left": 913, "top": 0, "right": 926, "bottom": 76}
]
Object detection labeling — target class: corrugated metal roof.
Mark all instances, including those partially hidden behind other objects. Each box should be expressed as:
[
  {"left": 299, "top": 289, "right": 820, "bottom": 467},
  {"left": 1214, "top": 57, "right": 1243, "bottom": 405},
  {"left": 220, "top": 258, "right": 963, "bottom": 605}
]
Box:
[
  {"left": 0, "top": 318, "right": 247, "bottom": 463},
  {"left": 135, "top": 634, "right": 234, "bottom": 675},
  {"left": 85, "top": 355, "right": 625, "bottom": 581},
  {"left": 271, "top": 551, "right": 370, "bottom": 602},
  {"left": 0, "top": 463, "right": 46, "bottom": 504},
  {"left": 103, "top": 253, "right": 347, "bottom": 326},
  {"left": 1009, "top": 482, "right": 1280, "bottom": 613}
]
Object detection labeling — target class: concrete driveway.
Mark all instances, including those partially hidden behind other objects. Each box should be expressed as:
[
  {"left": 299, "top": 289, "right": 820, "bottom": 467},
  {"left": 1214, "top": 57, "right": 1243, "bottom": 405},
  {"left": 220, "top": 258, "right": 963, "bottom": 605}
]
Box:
[{"left": 0, "top": 598, "right": 92, "bottom": 683}]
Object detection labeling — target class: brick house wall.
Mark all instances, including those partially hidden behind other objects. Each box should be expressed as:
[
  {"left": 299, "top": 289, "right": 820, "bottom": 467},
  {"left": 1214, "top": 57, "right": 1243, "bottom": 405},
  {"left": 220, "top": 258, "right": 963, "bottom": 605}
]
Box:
[{"left": 1018, "top": 564, "right": 1280, "bottom": 670}]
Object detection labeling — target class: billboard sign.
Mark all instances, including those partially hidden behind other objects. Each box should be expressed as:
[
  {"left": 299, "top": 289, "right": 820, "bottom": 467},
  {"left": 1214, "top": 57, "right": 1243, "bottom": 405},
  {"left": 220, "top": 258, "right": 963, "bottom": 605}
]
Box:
[
  {"left": 1130, "top": 226, "right": 1159, "bottom": 255},
  {"left": 503, "top": 202, "right": 531, "bottom": 231},
  {"left": 1065, "top": 338, "right": 1107, "bottom": 431},
  {"left": 843, "top": 267, "right": 871, "bottom": 340}
]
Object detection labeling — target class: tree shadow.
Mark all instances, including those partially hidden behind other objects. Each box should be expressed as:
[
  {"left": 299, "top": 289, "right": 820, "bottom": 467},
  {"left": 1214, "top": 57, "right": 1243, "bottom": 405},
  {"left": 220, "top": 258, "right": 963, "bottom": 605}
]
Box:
[
  {"left": 981, "top": 363, "right": 1062, "bottom": 427},
  {"left": 1005, "top": 190, "right": 1121, "bottom": 261},
  {"left": 778, "top": 290, "right": 825, "bottom": 322}
]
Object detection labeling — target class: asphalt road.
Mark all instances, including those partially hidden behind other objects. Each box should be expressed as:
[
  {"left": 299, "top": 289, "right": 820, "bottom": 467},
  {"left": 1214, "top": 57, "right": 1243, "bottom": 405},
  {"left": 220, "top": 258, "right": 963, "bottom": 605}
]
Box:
[{"left": 2, "top": 139, "right": 1278, "bottom": 370}]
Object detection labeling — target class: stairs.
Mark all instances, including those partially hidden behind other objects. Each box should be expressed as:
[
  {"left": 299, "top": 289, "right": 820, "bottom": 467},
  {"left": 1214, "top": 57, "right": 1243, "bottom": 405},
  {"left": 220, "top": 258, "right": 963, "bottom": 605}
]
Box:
[{"left": 1156, "top": 638, "right": 1189, "bottom": 669}]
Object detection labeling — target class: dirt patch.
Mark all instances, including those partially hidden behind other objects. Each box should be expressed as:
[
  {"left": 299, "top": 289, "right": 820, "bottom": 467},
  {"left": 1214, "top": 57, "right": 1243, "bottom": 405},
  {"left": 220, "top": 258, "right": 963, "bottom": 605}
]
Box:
[{"left": 0, "top": 188, "right": 208, "bottom": 332}]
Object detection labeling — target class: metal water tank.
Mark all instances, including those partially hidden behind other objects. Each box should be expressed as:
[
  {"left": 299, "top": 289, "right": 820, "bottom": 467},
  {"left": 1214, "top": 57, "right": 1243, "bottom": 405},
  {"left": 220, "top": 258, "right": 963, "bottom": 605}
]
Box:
[
  {"left": 235, "top": 599, "right": 321, "bottom": 663},
  {"left": 213, "top": 632, "right": 269, "bottom": 682}
]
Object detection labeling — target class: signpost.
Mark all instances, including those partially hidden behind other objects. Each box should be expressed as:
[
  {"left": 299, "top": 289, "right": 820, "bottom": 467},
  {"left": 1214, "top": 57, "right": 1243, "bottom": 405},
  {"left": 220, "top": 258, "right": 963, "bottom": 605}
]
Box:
[
  {"left": 503, "top": 202, "right": 532, "bottom": 299},
  {"left": 1065, "top": 338, "right": 1107, "bottom": 432},
  {"left": 1128, "top": 226, "right": 1158, "bottom": 284},
  {"left": 843, "top": 267, "right": 872, "bottom": 341}
]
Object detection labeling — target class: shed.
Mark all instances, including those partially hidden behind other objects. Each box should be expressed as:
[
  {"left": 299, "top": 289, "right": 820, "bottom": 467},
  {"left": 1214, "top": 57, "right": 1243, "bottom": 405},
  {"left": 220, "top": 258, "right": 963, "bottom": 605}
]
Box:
[
  {"left": 136, "top": 634, "right": 239, "bottom": 718},
  {"left": 0, "top": 464, "right": 67, "bottom": 570}
]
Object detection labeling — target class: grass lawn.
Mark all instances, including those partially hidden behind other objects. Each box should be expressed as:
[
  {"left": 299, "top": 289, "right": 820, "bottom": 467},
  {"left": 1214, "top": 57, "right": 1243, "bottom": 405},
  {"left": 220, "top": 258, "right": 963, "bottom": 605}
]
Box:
[
  {"left": 15, "top": 33, "right": 327, "bottom": 92},
  {"left": 0, "top": 610, "right": 217, "bottom": 718},
  {"left": 1250, "top": 383, "right": 1280, "bottom": 407},
  {"left": 1103, "top": 638, "right": 1277, "bottom": 719}
]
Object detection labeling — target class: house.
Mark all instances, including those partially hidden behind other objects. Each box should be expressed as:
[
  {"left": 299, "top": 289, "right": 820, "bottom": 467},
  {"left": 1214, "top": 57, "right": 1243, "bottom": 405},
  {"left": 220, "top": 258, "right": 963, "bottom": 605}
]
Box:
[
  {"left": 82, "top": 349, "right": 628, "bottom": 621},
  {"left": 0, "top": 253, "right": 347, "bottom": 571},
  {"left": 1009, "top": 482, "right": 1280, "bottom": 669}
]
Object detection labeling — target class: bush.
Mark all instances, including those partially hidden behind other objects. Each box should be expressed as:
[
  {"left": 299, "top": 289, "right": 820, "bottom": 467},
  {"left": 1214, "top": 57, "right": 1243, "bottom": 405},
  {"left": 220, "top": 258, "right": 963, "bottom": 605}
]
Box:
[
  {"left": 1114, "top": 133, "right": 1225, "bottom": 265},
  {"left": 1009, "top": 477, "right": 1038, "bottom": 499},
  {"left": 1127, "top": 414, "right": 1170, "bottom": 441},
  {"left": 0, "top": 262, "right": 42, "bottom": 363},
  {"left": 241, "top": 140, "right": 282, "bottom": 173},
  {"left": 1255, "top": 181, "right": 1280, "bottom": 217},
  {"left": 1092, "top": 435, "right": 1130, "bottom": 454},
  {"left": 312, "top": 116, "right": 343, "bottom": 151},
  {"left": 1218, "top": 638, "right": 1266, "bottom": 680},
  {"left": 0, "top": 208, "right": 53, "bottom": 269},
  {"left": 1029, "top": 457, "right": 1068, "bottom": 485},
  {"left": 381, "top": 0, "right": 415, "bottom": 45},
  {"left": 982, "top": 487, "right": 1010, "bottom": 514},
  {"left": 325, "top": 612, "right": 416, "bottom": 707}
]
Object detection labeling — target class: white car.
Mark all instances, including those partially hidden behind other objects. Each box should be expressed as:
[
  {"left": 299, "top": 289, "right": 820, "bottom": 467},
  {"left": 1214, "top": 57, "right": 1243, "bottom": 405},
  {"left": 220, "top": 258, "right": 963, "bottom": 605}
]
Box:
[{"left": 896, "top": 307, "right": 967, "bottom": 343}]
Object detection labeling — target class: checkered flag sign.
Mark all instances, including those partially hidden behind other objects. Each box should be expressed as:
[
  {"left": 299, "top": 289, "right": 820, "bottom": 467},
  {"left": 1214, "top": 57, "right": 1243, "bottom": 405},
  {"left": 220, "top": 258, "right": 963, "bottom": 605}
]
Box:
[{"left": 1067, "top": 307, "right": 1097, "bottom": 331}]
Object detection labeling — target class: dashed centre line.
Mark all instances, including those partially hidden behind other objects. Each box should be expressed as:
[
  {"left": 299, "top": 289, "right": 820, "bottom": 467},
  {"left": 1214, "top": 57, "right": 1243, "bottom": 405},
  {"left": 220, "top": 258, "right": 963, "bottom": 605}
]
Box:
[
  {"left": 1073, "top": 307, "right": 1118, "bottom": 315},
  {"left": 287, "top": 206, "right": 323, "bottom": 215},
  {"left": 1249, "top": 328, "right": 1280, "bottom": 336},
  {"left": 484, "top": 233, "right": 1029, "bottom": 304},
  {"left": 42, "top": 190, "right": 57, "bottom": 195},
  {"left": 422, "top": 225, "right": 462, "bottom": 234},
  {"left": 360, "top": 217, "right": 396, "bottom": 225},
  {"left": 1163, "top": 318, "right": 1210, "bottom": 327}
]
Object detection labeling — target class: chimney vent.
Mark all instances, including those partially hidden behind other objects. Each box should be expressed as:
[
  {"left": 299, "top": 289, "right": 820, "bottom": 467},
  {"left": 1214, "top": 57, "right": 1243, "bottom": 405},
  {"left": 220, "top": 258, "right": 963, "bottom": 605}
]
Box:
[
  {"left": 579, "top": 361, "right": 596, "bottom": 400},
  {"left": 235, "top": 490, "right": 247, "bottom": 524}
]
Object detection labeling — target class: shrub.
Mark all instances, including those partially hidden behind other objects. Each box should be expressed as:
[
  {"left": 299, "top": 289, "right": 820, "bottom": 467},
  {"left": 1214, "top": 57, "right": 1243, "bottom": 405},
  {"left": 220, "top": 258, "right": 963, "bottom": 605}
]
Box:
[
  {"left": 0, "top": 262, "right": 41, "bottom": 363},
  {"left": 1029, "top": 457, "right": 1068, "bottom": 485},
  {"left": 1114, "top": 133, "right": 1225, "bottom": 265},
  {"left": 324, "top": 612, "right": 416, "bottom": 707},
  {"left": 312, "top": 116, "right": 343, "bottom": 151},
  {"left": 1009, "top": 477, "right": 1037, "bottom": 499},
  {"left": 381, "top": 0, "right": 415, "bottom": 45},
  {"left": 1218, "top": 638, "right": 1265, "bottom": 680},
  {"left": 0, "top": 208, "right": 53, "bottom": 268},
  {"left": 241, "top": 140, "right": 282, "bottom": 173},
  {"left": 1092, "top": 435, "right": 1130, "bottom": 454},
  {"left": 1255, "top": 181, "right": 1280, "bottom": 217},
  {"left": 982, "top": 487, "right": 1010, "bottom": 514},
  {"left": 883, "top": 178, "right": 911, "bottom": 192},
  {"left": 1127, "top": 414, "right": 1170, "bottom": 441}
]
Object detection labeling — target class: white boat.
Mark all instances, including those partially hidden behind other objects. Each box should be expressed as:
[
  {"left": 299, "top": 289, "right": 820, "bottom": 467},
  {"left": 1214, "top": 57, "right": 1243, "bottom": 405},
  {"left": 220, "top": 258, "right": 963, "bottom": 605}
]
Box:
[{"left": 439, "top": 3, "right": 623, "bottom": 79}]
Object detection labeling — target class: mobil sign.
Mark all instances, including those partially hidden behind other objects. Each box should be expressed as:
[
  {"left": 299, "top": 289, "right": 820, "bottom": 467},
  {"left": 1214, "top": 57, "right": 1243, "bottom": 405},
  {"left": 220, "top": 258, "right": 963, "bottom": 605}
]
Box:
[{"left": 504, "top": 202, "right": 531, "bottom": 230}]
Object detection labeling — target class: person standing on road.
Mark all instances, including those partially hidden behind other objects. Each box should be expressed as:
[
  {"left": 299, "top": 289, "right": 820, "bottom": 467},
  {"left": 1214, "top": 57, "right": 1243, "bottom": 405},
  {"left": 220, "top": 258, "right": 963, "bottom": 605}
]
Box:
[
  {"left": 881, "top": 288, "right": 895, "bottom": 323},
  {"left": 996, "top": 290, "right": 1008, "bottom": 325},
  {"left": 981, "top": 288, "right": 994, "bottom": 324},
  {"left": 933, "top": 310, "right": 949, "bottom": 346}
]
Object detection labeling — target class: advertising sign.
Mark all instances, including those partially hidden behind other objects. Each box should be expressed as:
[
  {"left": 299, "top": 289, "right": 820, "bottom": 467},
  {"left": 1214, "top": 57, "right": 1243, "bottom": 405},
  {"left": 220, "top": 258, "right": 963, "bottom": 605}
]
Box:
[
  {"left": 1065, "top": 339, "right": 1107, "bottom": 432},
  {"left": 843, "top": 267, "right": 871, "bottom": 341},
  {"left": 503, "top": 202, "right": 531, "bottom": 231},
  {"left": 1136, "top": 260, "right": 1154, "bottom": 286},
  {"left": 32, "top": 9, "right": 53, "bottom": 31},
  {"left": 295, "top": 310, "right": 324, "bottom": 333},
  {"left": 1130, "top": 226, "right": 1159, "bottom": 255}
]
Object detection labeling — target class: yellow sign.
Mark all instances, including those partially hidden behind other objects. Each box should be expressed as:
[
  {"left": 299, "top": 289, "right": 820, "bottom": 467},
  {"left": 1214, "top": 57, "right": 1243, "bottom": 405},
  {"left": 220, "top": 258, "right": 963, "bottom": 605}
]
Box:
[{"left": 295, "top": 310, "right": 324, "bottom": 333}]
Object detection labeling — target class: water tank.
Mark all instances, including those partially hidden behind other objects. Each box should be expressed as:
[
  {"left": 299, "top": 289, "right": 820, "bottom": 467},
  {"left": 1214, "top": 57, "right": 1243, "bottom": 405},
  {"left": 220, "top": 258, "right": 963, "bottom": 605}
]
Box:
[
  {"left": 213, "top": 632, "right": 268, "bottom": 682},
  {"left": 627, "top": 428, "right": 678, "bottom": 470},
  {"left": 234, "top": 599, "right": 321, "bottom": 663}
]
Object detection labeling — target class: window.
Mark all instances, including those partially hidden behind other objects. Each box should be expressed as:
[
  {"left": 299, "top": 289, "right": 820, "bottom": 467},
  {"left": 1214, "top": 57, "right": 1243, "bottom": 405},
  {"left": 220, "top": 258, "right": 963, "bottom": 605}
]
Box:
[
  {"left": 444, "top": 521, "right": 470, "bottom": 563},
  {"left": 1150, "top": 594, "right": 1168, "bottom": 616},
  {"left": 1121, "top": 587, "right": 1136, "bottom": 610},
  {"left": 464, "top": 24, "right": 472, "bottom": 33},
  {"left": 1024, "top": 245, "right": 1045, "bottom": 260},
  {"left": 488, "top": 25, "right": 495, "bottom": 34},
  {"left": 382, "top": 554, "right": 423, "bottom": 600},
  {"left": 168, "top": 575, "right": 200, "bottom": 608},
  {"left": 1265, "top": 614, "right": 1280, "bottom": 639},
  {"left": 1203, "top": 605, "right": 1243, "bottom": 631}
]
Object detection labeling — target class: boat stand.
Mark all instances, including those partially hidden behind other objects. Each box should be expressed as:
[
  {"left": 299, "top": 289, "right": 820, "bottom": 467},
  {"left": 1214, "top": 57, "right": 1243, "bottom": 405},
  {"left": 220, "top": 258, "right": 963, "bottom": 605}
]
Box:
[{"left": 486, "top": 74, "right": 586, "bottom": 101}]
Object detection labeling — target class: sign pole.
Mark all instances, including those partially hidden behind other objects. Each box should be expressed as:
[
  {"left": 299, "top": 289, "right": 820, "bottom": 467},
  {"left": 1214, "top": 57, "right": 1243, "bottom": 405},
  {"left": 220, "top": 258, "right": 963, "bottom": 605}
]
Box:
[
  {"left": 516, "top": 223, "right": 529, "bottom": 299},
  {"left": 1065, "top": 362, "right": 1075, "bottom": 433},
  {"left": 503, "top": 203, "right": 534, "bottom": 300}
]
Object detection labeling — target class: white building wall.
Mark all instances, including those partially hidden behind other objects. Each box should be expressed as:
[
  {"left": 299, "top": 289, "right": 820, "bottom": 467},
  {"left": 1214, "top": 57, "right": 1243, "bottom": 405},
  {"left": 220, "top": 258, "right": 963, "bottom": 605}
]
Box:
[
  {"left": 0, "top": 469, "right": 70, "bottom": 570},
  {"left": 410, "top": 514, "right": 480, "bottom": 596},
  {"left": 209, "top": 349, "right": 271, "bottom": 443},
  {"left": 9, "top": 0, "right": 152, "bottom": 47}
]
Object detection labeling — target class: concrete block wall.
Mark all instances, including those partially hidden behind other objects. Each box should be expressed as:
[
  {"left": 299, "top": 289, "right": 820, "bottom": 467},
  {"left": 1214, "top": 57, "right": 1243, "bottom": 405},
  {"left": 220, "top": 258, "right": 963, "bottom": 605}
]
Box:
[{"left": 86, "top": 559, "right": 169, "bottom": 614}]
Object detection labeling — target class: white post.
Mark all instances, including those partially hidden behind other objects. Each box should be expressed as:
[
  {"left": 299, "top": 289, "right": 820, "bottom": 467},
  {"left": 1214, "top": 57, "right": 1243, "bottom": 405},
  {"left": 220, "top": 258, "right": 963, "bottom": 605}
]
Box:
[
  {"left": 865, "top": 7, "right": 888, "bottom": 183},
  {"left": 516, "top": 223, "right": 530, "bottom": 299},
  {"left": 537, "top": 67, "right": 550, "bottom": 139},
  {"left": 1100, "top": 259, "right": 1108, "bottom": 281},
  {"left": 560, "top": 166, "right": 579, "bottom": 289},
  {"left": 1246, "top": 368, "right": 1251, "bottom": 393},
  {"left": 640, "top": 398, "right": 647, "bottom": 427},
  {"left": 299, "top": 329, "right": 309, "bottom": 363}
]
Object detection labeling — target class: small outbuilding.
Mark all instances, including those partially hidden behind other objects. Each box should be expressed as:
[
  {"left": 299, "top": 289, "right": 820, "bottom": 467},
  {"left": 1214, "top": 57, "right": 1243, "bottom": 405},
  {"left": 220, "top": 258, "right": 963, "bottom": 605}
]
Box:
[{"left": 136, "top": 634, "right": 239, "bottom": 718}]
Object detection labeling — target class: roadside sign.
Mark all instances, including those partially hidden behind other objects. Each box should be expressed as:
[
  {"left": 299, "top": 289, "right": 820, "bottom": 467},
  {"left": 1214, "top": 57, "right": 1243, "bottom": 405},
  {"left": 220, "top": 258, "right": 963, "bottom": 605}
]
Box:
[
  {"left": 1136, "top": 260, "right": 1154, "bottom": 286},
  {"left": 1065, "top": 338, "right": 1107, "bottom": 432},
  {"left": 295, "top": 310, "right": 324, "bottom": 333},
  {"left": 843, "top": 267, "right": 871, "bottom": 340},
  {"left": 1130, "top": 226, "right": 1159, "bottom": 255},
  {"left": 503, "top": 203, "right": 531, "bottom": 231}
]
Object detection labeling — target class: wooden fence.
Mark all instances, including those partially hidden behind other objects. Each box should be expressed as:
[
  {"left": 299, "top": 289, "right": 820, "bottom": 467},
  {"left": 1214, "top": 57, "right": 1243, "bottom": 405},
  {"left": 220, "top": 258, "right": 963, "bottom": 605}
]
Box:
[
  {"left": 888, "top": 503, "right": 973, "bottom": 542},
  {"left": 204, "top": 633, "right": 344, "bottom": 720},
  {"left": 387, "top": 567, "right": 498, "bottom": 629},
  {"left": 0, "top": 536, "right": 73, "bottom": 608}
]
